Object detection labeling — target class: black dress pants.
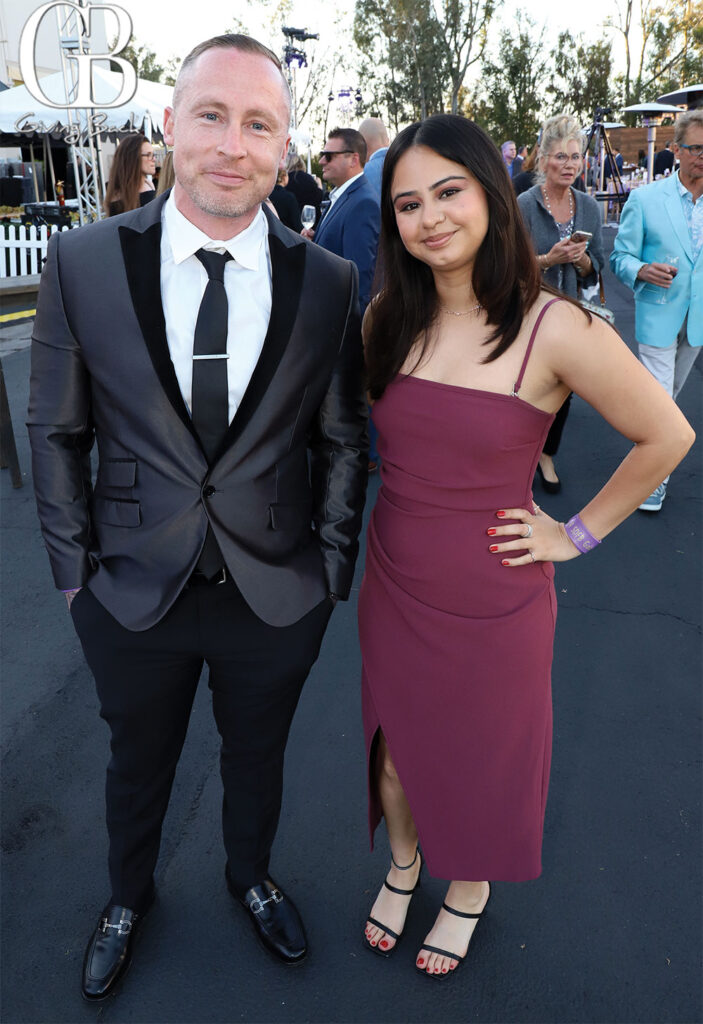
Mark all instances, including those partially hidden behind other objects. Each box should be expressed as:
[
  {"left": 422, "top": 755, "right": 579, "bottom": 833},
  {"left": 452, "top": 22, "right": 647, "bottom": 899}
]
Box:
[{"left": 71, "top": 577, "right": 333, "bottom": 912}]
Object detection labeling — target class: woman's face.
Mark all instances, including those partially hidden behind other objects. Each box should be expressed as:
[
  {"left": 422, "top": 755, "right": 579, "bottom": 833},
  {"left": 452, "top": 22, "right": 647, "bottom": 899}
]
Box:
[
  {"left": 390, "top": 145, "right": 489, "bottom": 275},
  {"left": 543, "top": 138, "right": 582, "bottom": 189},
  {"left": 140, "top": 141, "right": 156, "bottom": 177}
]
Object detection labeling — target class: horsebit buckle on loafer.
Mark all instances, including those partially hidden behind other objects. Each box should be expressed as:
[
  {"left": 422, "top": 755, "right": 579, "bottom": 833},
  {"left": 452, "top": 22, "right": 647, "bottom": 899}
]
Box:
[
  {"left": 100, "top": 915, "right": 133, "bottom": 936},
  {"left": 249, "top": 889, "right": 283, "bottom": 915}
]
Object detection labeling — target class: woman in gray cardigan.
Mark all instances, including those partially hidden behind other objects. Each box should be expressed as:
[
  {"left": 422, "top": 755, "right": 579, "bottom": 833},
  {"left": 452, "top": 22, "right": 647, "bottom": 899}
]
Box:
[{"left": 518, "top": 114, "right": 604, "bottom": 492}]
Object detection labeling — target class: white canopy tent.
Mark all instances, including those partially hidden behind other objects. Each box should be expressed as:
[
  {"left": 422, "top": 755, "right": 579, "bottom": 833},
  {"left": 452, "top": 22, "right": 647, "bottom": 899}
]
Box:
[
  {"left": 0, "top": 67, "right": 173, "bottom": 140},
  {"left": 0, "top": 69, "right": 173, "bottom": 222}
]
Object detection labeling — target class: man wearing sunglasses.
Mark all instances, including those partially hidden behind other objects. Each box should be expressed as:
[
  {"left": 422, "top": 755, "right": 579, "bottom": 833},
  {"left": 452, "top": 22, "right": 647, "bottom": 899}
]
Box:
[
  {"left": 304, "top": 128, "right": 380, "bottom": 314},
  {"left": 611, "top": 109, "right": 702, "bottom": 512}
]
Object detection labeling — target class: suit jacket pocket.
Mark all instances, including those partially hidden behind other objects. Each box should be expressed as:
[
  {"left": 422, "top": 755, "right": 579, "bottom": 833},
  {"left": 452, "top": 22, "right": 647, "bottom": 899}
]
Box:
[
  {"left": 99, "top": 459, "right": 137, "bottom": 488},
  {"left": 269, "top": 501, "right": 312, "bottom": 532},
  {"left": 93, "top": 497, "right": 141, "bottom": 528}
]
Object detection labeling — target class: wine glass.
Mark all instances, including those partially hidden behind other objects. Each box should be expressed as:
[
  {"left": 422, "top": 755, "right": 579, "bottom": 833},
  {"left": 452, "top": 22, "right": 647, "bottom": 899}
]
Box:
[
  {"left": 655, "top": 254, "right": 679, "bottom": 303},
  {"left": 301, "top": 205, "right": 316, "bottom": 231}
]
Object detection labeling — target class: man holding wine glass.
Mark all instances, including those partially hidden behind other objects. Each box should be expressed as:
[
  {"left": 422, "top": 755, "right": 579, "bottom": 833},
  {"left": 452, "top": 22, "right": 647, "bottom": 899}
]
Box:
[
  {"left": 301, "top": 128, "right": 381, "bottom": 472},
  {"left": 300, "top": 128, "right": 380, "bottom": 314},
  {"left": 611, "top": 109, "right": 703, "bottom": 512}
]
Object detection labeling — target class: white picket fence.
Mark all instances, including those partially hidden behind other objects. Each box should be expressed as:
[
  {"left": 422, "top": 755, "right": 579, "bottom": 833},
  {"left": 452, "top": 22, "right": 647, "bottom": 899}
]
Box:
[{"left": 0, "top": 223, "right": 71, "bottom": 279}]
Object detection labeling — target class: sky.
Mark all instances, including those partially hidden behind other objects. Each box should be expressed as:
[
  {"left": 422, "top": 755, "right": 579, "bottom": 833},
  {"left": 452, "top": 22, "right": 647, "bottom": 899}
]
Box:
[{"left": 115, "top": 0, "right": 624, "bottom": 74}]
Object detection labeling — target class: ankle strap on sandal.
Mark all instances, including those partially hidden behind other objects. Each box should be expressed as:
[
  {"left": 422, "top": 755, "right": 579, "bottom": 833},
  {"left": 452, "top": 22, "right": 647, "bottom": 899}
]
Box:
[{"left": 391, "top": 847, "right": 419, "bottom": 871}]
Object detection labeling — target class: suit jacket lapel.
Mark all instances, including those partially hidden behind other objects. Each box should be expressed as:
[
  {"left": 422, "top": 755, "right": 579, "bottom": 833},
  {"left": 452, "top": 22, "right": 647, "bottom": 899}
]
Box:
[
  {"left": 118, "top": 193, "right": 199, "bottom": 442},
  {"left": 217, "top": 211, "right": 307, "bottom": 455},
  {"left": 119, "top": 198, "right": 306, "bottom": 461},
  {"left": 663, "top": 177, "right": 693, "bottom": 263},
  {"left": 316, "top": 177, "right": 361, "bottom": 241}
]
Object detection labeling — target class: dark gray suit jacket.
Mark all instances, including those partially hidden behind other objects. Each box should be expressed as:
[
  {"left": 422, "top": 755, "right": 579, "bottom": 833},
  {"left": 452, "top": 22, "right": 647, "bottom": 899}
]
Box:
[{"left": 28, "top": 193, "right": 368, "bottom": 630}]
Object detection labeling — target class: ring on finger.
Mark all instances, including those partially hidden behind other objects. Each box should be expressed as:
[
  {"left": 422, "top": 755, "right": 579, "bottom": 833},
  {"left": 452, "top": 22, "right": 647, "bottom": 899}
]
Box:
[
  {"left": 524, "top": 524, "right": 533, "bottom": 539},
  {"left": 529, "top": 551, "right": 536, "bottom": 563}
]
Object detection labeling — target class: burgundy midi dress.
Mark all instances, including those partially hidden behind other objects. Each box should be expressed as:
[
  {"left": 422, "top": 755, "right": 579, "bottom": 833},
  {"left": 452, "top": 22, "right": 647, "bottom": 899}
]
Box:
[{"left": 358, "top": 300, "right": 561, "bottom": 882}]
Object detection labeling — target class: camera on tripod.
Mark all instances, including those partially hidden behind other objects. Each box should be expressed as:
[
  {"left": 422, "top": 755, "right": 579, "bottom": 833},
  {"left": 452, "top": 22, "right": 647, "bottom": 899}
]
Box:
[
  {"left": 594, "top": 106, "right": 613, "bottom": 122},
  {"left": 282, "top": 27, "right": 319, "bottom": 42}
]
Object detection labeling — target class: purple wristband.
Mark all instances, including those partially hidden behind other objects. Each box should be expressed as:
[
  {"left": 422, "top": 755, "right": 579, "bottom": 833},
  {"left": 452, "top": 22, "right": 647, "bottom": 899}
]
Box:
[{"left": 564, "top": 514, "right": 601, "bottom": 553}]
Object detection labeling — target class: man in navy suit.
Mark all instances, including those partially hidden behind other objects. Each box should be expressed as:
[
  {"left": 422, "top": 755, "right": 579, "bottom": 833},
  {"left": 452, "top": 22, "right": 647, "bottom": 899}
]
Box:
[
  {"left": 305, "top": 128, "right": 380, "bottom": 313},
  {"left": 305, "top": 128, "right": 381, "bottom": 469}
]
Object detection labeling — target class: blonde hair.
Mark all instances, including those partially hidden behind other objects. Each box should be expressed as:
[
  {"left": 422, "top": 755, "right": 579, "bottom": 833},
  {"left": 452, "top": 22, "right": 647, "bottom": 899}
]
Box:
[
  {"left": 536, "top": 114, "right": 585, "bottom": 182},
  {"left": 156, "top": 151, "right": 175, "bottom": 196},
  {"left": 674, "top": 109, "right": 703, "bottom": 146}
]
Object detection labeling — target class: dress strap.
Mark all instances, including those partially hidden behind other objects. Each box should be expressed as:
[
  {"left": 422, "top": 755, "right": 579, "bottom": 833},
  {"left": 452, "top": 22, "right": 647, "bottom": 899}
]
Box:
[{"left": 511, "top": 297, "right": 564, "bottom": 397}]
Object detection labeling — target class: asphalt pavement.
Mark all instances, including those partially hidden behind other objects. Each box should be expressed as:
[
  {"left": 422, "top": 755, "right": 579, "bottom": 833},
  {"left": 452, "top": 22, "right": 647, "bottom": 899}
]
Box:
[{"left": 1, "top": 228, "right": 701, "bottom": 1023}]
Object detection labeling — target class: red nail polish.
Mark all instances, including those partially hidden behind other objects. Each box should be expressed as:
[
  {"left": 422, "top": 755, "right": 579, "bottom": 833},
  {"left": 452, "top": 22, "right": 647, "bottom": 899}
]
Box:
[
  {"left": 442, "top": 968, "right": 448, "bottom": 973},
  {"left": 417, "top": 958, "right": 424, "bottom": 966},
  {"left": 435, "top": 966, "right": 440, "bottom": 973},
  {"left": 502, "top": 559, "right": 510, "bottom": 566},
  {"left": 380, "top": 940, "right": 388, "bottom": 949},
  {"left": 496, "top": 510, "right": 506, "bottom": 517},
  {"left": 487, "top": 528, "right": 497, "bottom": 536},
  {"left": 489, "top": 544, "right": 499, "bottom": 552}
]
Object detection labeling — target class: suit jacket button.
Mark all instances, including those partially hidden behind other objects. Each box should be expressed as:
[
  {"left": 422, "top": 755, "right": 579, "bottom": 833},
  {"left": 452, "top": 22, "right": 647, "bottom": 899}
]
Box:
[{"left": 203, "top": 485, "right": 216, "bottom": 498}]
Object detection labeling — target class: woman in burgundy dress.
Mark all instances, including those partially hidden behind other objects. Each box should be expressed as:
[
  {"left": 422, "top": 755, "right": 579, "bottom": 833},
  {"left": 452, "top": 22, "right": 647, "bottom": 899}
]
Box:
[{"left": 358, "top": 115, "right": 693, "bottom": 978}]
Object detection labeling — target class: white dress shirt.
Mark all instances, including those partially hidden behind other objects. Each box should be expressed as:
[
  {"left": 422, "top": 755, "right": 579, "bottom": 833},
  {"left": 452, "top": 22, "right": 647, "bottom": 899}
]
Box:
[
  {"left": 160, "top": 196, "right": 272, "bottom": 423},
  {"left": 328, "top": 171, "right": 364, "bottom": 207}
]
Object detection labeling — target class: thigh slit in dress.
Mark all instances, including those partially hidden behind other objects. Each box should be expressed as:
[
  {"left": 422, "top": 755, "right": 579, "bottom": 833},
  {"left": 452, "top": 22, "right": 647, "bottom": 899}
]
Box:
[{"left": 358, "top": 299, "right": 562, "bottom": 882}]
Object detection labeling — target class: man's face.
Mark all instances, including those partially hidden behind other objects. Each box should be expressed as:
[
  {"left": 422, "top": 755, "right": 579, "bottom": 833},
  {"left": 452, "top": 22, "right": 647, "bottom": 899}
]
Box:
[
  {"left": 163, "top": 47, "right": 291, "bottom": 235},
  {"left": 504, "top": 143, "right": 516, "bottom": 162},
  {"left": 320, "top": 137, "right": 357, "bottom": 188},
  {"left": 674, "top": 124, "right": 703, "bottom": 186}
]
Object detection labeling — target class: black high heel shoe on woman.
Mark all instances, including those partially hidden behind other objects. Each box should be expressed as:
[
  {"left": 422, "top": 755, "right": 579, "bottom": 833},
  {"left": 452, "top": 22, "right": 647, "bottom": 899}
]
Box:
[
  {"left": 536, "top": 461, "right": 561, "bottom": 494},
  {"left": 415, "top": 883, "right": 491, "bottom": 980},
  {"left": 363, "top": 848, "right": 423, "bottom": 959}
]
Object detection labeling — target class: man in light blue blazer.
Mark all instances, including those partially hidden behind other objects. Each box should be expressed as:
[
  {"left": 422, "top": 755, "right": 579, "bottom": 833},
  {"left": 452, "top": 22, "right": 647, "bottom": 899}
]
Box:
[{"left": 611, "top": 109, "right": 702, "bottom": 511}]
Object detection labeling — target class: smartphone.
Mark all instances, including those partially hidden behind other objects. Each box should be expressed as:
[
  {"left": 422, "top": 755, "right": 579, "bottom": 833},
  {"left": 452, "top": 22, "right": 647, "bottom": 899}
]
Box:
[{"left": 570, "top": 231, "right": 593, "bottom": 244}]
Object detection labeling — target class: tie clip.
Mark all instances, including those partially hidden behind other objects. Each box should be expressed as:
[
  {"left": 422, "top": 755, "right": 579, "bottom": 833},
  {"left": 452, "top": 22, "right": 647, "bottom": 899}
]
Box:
[{"left": 193, "top": 353, "right": 229, "bottom": 360}]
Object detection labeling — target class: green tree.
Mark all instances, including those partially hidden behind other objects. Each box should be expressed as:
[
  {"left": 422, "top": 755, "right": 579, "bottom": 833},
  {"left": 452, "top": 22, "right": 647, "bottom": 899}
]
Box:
[
  {"left": 113, "top": 36, "right": 166, "bottom": 83},
  {"left": 468, "top": 16, "right": 549, "bottom": 145},
  {"left": 642, "top": 0, "right": 703, "bottom": 96},
  {"left": 548, "top": 33, "right": 613, "bottom": 122},
  {"left": 353, "top": 0, "right": 450, "bottom": 127},
  {"left": 436, "top": 0, "right": 498, "bottom": 114}
]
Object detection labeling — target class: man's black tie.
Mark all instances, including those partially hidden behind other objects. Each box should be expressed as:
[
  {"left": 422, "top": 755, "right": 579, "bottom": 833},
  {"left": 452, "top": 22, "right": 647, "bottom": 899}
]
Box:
[{"left": 192, "top": 248, "right": 232, "bottom": 578}]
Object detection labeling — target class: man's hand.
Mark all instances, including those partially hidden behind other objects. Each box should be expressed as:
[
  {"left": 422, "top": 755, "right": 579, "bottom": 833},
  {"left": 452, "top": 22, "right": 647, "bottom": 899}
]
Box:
[
  {"left": 65, "top": 587, "right": 81, "bottom": 609},
  {"left": 301, "top": 227, "right": 315, "bottom": 240},
  {"left": 636, "top": 262, "right": 678, "bottom": 288}
]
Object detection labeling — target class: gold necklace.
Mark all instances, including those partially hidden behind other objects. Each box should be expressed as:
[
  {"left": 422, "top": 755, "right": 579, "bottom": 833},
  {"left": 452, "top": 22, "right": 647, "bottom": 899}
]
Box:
[
  {"left": 542, "top": 185, "right": 573, "bottom": 225},
  {"left": 439, "top": 302, "right": 483, "bottom": 317}
]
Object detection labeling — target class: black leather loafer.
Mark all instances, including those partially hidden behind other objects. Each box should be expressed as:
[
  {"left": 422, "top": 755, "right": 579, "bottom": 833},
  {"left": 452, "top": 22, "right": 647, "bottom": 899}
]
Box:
[
  {"left": 227, "top": 873, "right": 307, "bottom": 965},
  {"left": 81, "top": 898, "right": 151, "bottom": 1000}
]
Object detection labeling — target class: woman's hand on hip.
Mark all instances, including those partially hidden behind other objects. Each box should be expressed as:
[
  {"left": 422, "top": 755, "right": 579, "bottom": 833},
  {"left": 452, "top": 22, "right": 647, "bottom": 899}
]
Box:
[{"left": 486, "top": 505, "right": 580, "bottom": 566}]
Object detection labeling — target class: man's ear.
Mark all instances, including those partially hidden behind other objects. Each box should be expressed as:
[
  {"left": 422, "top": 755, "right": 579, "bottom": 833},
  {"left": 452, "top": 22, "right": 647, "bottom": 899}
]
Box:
[{"left": 163, "top": 107, "right": 175, "bottom": 147}]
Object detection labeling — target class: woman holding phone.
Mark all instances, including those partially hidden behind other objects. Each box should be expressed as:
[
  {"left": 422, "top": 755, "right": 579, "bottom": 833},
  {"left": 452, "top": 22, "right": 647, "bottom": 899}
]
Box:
[{"left": 518, "top": 114, "right": 604, "bottom": 492}]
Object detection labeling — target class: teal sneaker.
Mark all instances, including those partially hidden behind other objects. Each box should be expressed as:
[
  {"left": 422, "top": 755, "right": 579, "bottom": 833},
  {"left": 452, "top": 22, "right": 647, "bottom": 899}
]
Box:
[{"left": 639, "top": 483, "right": 667, "bottom": 512}]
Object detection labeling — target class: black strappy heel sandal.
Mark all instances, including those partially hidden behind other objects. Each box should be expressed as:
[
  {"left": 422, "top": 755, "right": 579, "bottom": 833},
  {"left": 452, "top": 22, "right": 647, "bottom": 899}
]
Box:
[
  {"left": 415, "top": 883, "right": 490, "bottom": 979},
  {"left": 363, "top": 848, "right": 423, "bottom": 959}
]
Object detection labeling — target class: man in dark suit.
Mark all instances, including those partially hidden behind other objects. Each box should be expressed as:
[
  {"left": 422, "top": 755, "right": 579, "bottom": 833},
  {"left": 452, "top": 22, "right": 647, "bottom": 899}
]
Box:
[
  {"left": 28, "top": 34, "right": 367, "bottom": 998},
  {"left": 653, "top": 141, "right": 675, "bottom": 177},
  {"left": 305, "top": 128, "right": 380, "bottom": 312}
]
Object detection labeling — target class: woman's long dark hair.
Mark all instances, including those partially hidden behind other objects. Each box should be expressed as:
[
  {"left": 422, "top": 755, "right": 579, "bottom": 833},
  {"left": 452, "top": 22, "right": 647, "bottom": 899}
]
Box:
[
  {"left": 366, "top": 115, "right": 543, "bottom": 400},
  {"left": 104, "top": 133, "right": 147, "bottom": 216}
]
